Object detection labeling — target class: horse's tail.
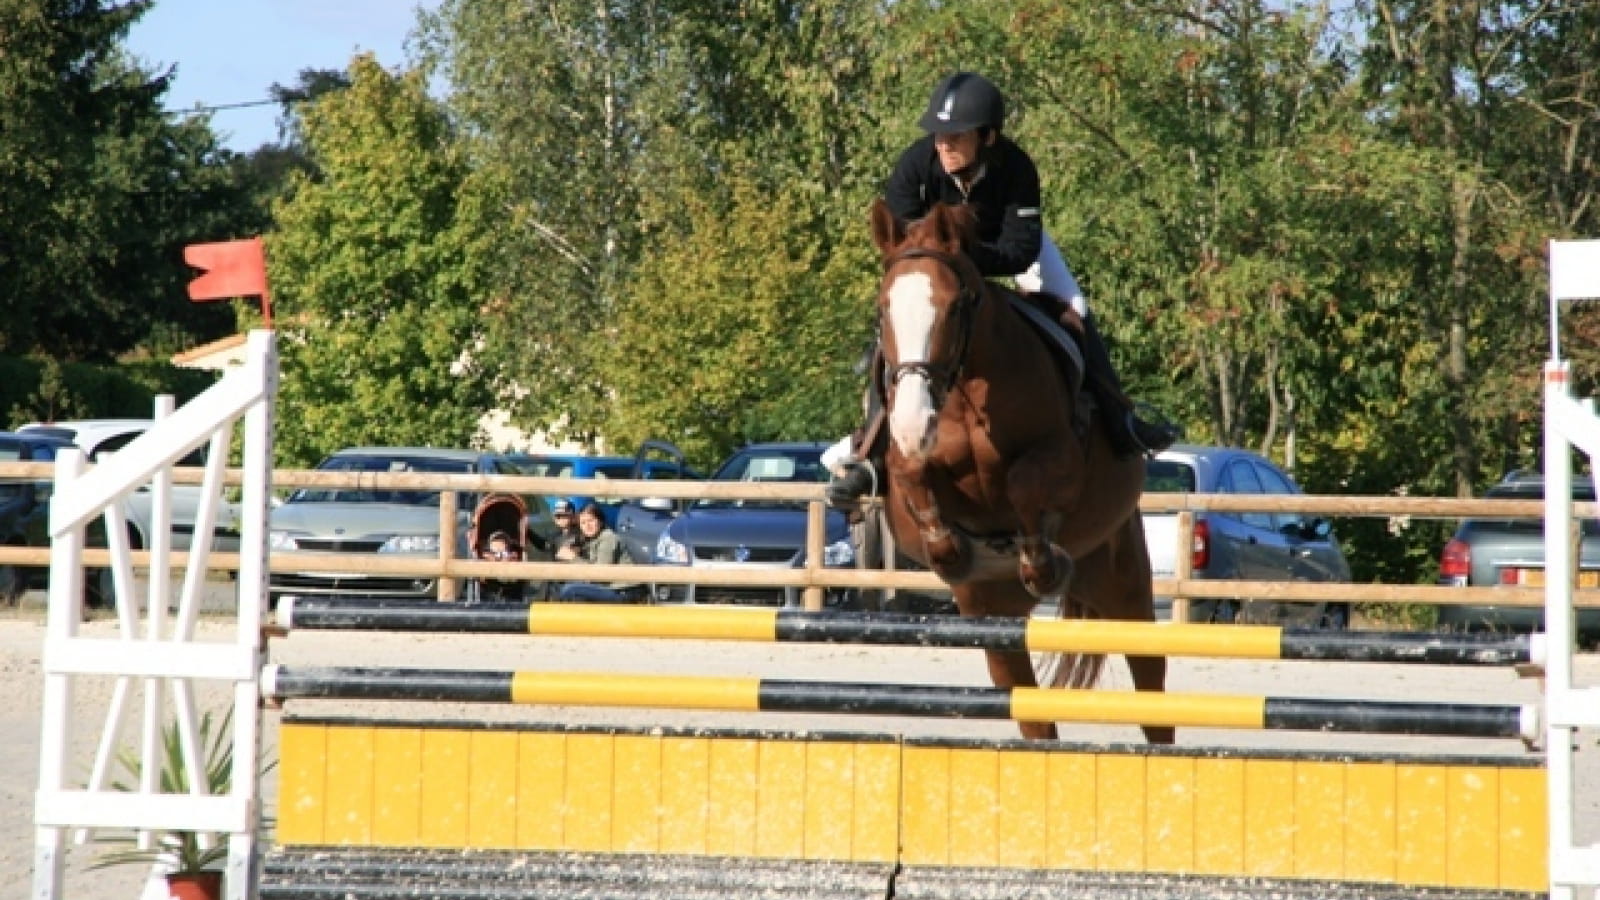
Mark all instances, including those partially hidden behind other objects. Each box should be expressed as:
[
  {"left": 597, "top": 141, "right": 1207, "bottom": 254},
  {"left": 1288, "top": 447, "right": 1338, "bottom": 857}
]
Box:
[{"left": 1034, "top": 595, "right": 1108, "bottom": 690}]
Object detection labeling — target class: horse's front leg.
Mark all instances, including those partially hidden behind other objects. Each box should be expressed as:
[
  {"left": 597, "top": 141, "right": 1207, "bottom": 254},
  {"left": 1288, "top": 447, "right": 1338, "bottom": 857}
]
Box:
[
  {"left": 1005, "top": 449, "right": 1082, "bottom": 598},
  {"left": 954, "top": 584, "right": 1058, "bottom": 740},
  {"left": 891, "top": 465, "right": 973, "bottom": 583}
]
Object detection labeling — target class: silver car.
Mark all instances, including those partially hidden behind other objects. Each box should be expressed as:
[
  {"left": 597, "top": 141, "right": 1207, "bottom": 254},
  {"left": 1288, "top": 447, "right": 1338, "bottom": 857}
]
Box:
[
  {"left": 1144, "top": 444, "right": 1353, "bottom": 627},
  {"left": 269, "top": 447, "right": 551, "bottom": 601},
  {"left": 1437, "top": 470, "right": 1600, "bottom": 640},
  {"left": 16, "top": 418, "right": 243, "bottom": 552}
]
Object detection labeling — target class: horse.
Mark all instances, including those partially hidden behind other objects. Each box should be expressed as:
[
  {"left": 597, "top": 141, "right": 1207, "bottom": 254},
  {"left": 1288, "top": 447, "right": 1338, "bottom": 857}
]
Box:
[{"left": 866, "top": 198, "right": 1171, "bottom": 743}]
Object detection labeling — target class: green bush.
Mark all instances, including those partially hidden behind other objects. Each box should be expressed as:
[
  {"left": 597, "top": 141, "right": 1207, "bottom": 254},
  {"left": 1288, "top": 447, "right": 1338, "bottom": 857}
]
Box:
[{"left": 2, "top": 354, "right": 218, "bottom": 429}]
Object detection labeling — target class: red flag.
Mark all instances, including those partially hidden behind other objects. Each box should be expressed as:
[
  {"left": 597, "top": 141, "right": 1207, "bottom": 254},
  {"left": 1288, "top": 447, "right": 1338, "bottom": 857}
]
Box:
[{"left": 185, "top": 237, "right": 272, "bottom": 326}]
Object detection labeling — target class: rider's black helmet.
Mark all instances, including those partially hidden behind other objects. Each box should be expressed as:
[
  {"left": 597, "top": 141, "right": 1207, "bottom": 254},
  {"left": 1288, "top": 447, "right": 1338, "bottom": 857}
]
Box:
[{"left": 918, "top": 72, "right": 1005, "bottom": 135}]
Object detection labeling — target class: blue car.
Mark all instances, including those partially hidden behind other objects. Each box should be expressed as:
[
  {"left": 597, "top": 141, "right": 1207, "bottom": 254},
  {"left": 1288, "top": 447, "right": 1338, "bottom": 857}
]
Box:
[{"left": 629, "top": 442, "right": 857, "bottom": 608}]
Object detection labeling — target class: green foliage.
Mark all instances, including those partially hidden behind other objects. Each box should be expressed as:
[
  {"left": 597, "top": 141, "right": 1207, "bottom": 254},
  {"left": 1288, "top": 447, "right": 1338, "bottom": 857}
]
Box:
[
  {"left": 605, "top": 171, "right": 866, "bottom": 466},
  {"left": 268, "top": 55, "right": 494, "bottom": 468},
  {"left": 0, "top": 0, "right": 265, "bottom": 363},
  {"left": 0, "top": 354, "right": 215, "bottom": 429},
  {"left": 89, "top": 709, "right": 273, "bottom": 875}
]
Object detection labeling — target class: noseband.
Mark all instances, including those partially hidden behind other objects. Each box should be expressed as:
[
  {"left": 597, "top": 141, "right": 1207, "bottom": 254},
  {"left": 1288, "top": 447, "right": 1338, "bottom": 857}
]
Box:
[{"left": 882, "top": 246, "right": 983, "bottom": 408}]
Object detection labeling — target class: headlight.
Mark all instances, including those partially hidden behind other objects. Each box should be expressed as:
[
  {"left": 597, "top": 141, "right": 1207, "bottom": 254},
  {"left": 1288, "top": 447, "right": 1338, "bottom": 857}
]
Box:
[
  {"left": 380, "top": 534, "right": 440, "bottom": 554},
  {"left": 823, "top": 538, "right": 854, "bottom": 567},
  {"left": 655, "top": 532, "right": 689, "bottom": 565},
  {"left": 268, "top": 531, "right": 298, "bottom": 552}
]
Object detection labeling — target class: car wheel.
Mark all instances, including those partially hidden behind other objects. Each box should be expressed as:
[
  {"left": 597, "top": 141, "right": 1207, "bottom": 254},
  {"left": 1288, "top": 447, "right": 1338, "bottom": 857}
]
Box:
[
  {"left": 1319, "top": 602, "right": 1351, "bottom": 631},
  {"left": 1211, "top": 600, "right": 1239, "bottom": 624},
  {"left": 0, "top": 563, "right": 24, "bottom": 607}
]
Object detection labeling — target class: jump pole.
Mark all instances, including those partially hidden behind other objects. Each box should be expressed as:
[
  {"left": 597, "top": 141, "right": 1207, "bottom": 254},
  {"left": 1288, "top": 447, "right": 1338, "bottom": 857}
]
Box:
[
  {"left": 260, "top": 664, "right": 1538, "bottom": 740},
  {"left": 277, "top": 596, "right": 1539, "bottom": 666}
]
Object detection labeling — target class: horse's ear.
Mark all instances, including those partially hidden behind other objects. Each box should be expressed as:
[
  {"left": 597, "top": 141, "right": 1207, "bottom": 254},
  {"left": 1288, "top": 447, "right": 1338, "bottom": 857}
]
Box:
[
  {"left": 869, "top": 198, "right": 903, "bottom": 255},
  {"left": 927, "top": 203, "right": 974, "bottom": 254}
]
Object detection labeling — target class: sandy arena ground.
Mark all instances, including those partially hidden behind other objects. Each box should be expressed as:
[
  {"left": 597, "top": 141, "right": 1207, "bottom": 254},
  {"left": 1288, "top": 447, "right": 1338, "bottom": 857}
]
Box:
[{"left": 4, "top": 593, "right": 1598, "bottom": 900}]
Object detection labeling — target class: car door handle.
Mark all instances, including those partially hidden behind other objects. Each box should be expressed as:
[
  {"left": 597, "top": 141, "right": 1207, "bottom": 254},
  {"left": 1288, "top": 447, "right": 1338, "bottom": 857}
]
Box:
[{"left": 1291, "top": 547, "right": 1313, "bottom": 558}]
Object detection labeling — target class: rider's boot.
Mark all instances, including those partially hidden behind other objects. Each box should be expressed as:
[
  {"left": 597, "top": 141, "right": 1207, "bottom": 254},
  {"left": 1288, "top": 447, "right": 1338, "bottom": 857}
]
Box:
[
  {"left": 1078, "top": 312, "right": 1180, "bottom": 459},
  {"left": 826, "top": 377, "right": 888, "bottom": 511},
  {"left": 826, "top": 459, "right": 879, "bottom": 510}
]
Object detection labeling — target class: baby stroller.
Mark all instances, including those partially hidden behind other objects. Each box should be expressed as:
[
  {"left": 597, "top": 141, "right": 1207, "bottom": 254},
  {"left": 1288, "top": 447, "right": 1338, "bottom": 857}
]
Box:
[{"left": 466, "top": 493, "right": 529, "bottom": 603}]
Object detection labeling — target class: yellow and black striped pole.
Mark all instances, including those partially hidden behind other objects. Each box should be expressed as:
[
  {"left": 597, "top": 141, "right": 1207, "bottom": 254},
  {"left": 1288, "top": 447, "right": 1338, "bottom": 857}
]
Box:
[
  {"left": 277, "top": 597, "right": 1537, "bottom": 666},
  {"left": 260, "top": 664, "right": 1539, "bottom": 739}
]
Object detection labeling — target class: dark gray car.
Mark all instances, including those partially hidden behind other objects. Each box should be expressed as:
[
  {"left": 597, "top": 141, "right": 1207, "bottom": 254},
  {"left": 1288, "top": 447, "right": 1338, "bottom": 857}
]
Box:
[
  {"left": 1144, "top": 444, "right": 1352, "bottom": 627},
  {"left": 1437, "top": 469, "right": 1600, "bottom": 639},
  {"left": 0, "top": 431, "right": 75, "bottom": 604}
]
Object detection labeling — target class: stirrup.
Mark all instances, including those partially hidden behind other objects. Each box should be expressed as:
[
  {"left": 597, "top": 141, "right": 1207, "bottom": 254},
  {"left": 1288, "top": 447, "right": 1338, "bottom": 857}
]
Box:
[{"left": 826, "top": 461, "right": 878, "bottom": 509}]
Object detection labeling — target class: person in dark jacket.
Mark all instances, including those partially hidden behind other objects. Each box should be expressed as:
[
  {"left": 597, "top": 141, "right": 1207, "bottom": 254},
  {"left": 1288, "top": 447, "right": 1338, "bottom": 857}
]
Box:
[{"left": 826, "top": 71, "right": 1177, "bottom": 507}]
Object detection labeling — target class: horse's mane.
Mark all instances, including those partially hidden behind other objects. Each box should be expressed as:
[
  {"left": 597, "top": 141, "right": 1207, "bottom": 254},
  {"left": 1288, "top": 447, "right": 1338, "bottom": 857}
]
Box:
[{"left": 901, "top": 203, "right": 977, "bottom": 257}]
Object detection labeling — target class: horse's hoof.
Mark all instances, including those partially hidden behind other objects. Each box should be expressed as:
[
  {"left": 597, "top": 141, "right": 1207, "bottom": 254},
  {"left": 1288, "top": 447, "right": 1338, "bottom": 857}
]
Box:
[{"left": 1021, "top": 546, "right": 1073, "bottom": 598}]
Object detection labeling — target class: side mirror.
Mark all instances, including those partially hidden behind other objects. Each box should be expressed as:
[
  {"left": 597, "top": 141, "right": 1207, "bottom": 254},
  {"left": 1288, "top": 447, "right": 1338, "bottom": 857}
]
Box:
[{"left": 1302, "top": 517, "right": 1333, "bottom": 540}]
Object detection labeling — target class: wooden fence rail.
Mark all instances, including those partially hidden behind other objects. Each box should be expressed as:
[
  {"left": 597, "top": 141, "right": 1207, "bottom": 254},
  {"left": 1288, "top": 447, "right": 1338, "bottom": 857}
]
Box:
[{"left": 3, "top": 463, "right": 1596, "bottom": 612}]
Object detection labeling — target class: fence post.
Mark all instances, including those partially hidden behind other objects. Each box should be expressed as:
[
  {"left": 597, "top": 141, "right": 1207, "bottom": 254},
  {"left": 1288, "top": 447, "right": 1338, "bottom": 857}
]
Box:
[
  {"left": 803, "top": 500, "right": 824, "bottom": 612},
  {"left": 438, "top": 491, "right": 458, "bottom": 602},
  {"left": 1171, "top": 510, "right": 1194, "bottom": 623}
]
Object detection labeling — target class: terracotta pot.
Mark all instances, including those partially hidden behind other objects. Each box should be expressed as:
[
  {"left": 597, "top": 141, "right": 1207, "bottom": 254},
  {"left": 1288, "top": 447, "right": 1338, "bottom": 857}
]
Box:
[{"left": 165, "top": 871, "right": 223, "bottom": 900}]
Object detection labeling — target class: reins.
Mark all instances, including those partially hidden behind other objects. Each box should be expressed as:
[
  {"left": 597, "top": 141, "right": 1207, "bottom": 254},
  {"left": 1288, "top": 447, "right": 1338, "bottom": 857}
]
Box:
[{"left": 881, "top": 246, "right": 983, "bottom": 410}]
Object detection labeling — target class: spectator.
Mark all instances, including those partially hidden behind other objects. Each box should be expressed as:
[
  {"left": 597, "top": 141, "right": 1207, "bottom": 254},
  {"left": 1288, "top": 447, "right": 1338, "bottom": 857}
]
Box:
[
  {"left": 549, "top": 499, "right": 585, "bottom": 560},
  {"left": 557, "top": 502, "right": 641, "bottom": 603}
]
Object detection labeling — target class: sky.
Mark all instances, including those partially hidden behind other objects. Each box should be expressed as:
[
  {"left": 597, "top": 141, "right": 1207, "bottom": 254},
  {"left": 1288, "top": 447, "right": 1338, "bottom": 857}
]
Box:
[{"left": 124, "top": 0, "right": 440, "bottom": 153}]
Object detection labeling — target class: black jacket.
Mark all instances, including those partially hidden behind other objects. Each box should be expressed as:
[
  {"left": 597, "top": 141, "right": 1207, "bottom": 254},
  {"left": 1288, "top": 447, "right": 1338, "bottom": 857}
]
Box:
[{"left": 883, "top": 133, "right": 1043, "bottom": 277}]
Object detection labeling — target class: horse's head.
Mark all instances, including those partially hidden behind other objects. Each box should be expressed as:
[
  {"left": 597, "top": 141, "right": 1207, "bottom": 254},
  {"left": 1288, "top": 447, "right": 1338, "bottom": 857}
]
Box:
[{"left": 869, "top": 199, "right": 984, "bottom": 462}]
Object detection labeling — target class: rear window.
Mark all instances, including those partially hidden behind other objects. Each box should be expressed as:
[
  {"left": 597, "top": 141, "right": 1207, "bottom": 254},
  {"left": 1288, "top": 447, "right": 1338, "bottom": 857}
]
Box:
[
  {"left": 289, "top": 454, "right": 476, "bottom": 505},
  {"left": 1144, "top": 460, "right": 1196, "bottom": 493}
]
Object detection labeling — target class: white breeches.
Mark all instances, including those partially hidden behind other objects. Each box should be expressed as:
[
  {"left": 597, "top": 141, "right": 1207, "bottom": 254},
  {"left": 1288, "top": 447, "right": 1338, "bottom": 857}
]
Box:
[{"left": 1014, "top": 231, "right": 1087, "bottom": 317}]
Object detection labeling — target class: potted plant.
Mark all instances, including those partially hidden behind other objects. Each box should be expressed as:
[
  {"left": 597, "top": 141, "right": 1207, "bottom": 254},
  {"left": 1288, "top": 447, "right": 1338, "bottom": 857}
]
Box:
[{"left": 89, "top": 709, "right": 271, "bottom": 900}]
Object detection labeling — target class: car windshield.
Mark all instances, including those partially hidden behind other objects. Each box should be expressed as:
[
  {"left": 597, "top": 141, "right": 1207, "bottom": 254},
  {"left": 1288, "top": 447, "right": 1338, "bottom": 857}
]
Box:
[
  {"left": 1144, "top": 459, "right": 1197, "bottom": 493},
  {"left": 697, "top": 449, "right": 827, "bottom": 510},
  {"left": 287, "top": 455, "right": 475, "bottom": 506}
]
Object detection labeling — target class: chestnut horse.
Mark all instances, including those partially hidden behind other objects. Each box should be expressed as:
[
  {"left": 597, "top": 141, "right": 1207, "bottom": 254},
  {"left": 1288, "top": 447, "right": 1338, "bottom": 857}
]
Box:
[{"left": 868, "top": 198, "right": 1171, "bottom": 743}]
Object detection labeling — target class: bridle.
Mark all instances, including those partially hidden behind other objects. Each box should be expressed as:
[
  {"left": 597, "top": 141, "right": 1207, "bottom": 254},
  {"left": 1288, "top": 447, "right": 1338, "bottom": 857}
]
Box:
[{"left": 880, "top": 246, "right": 984, "bottom": 409}]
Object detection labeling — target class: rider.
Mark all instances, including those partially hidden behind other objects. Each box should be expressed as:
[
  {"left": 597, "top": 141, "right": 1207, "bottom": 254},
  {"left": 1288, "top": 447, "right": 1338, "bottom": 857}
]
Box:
[{"left": 826, "top": 71, "right": 1177, "bottom": 507}]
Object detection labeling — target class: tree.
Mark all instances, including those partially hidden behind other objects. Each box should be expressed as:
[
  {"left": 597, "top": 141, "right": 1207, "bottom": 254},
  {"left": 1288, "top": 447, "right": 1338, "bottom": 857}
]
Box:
[
  {"left": 267, "top": 54, "right": 493, "bottom": 467},
  {"left": 0, "top": 0, "right": 258, "bottom": 362},
  {"left": 605, "top": 171, "right": 864, "bottom": 466},
  {"left": 421, "top": 0, "right": 893, "bottom": 450}
]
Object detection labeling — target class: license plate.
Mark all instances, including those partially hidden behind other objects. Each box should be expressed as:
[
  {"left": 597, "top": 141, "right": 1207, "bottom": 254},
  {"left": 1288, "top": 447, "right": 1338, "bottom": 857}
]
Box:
[{"left": 1519, "top": 569, "right": 1600, "bottom": 588}]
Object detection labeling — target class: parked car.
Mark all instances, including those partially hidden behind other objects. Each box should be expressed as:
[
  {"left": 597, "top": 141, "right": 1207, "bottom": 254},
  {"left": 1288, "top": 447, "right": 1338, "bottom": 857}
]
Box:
[
  {"left": 619, "top": 441, "right": 857, "bottom": 608},
  {"left": 506, "top": 451, "right": 701, "bottom": 524},
  {"left": 0, "top": 431, "right": 78, "bottom": 604},
  {"left": 268, "top": 447, "right": 560, "bottom": 602},
  {"left": 1437, "top": 469, "right": 1600, "bottom": 641},
  {"left": 16, "top": 419, "right": 243, "bottom": 553},
  {"left": 1143, "top": 444, "right": 1353, "bottom": 627}
]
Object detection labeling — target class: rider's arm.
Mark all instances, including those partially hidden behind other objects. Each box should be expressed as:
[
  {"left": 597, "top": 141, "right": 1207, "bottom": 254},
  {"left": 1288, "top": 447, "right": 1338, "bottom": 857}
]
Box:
[
  {"left": 964, "top": 143, "right": 1043, "bottom": 277},
  {"left": 883, "top": 138, "right": 933, "bottom": 223}
]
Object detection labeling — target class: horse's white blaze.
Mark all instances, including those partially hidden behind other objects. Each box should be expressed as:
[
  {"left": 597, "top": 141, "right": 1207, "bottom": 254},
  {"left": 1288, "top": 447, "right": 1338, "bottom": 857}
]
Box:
[{"left": 886, "top": 272, "right": 939, "bottom": 459}]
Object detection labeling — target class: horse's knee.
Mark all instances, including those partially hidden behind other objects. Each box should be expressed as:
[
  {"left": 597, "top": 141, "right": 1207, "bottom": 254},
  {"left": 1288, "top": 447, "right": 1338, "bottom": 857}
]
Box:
[{"left": 925, "top": 533, "right": 973, "bottom": 582}]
